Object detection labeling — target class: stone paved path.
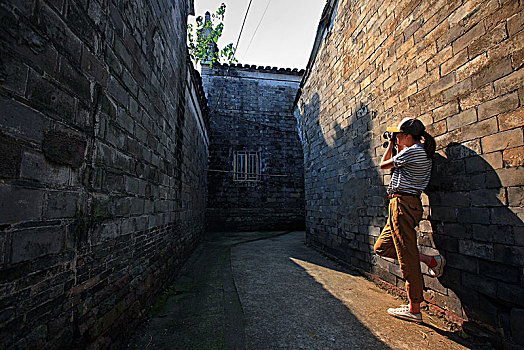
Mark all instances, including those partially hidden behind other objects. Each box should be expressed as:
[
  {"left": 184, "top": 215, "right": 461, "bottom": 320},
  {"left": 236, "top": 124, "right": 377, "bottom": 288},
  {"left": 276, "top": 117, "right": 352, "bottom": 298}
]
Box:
[{"left": 127, "top": 231, "right": 478, "bottom": 349}]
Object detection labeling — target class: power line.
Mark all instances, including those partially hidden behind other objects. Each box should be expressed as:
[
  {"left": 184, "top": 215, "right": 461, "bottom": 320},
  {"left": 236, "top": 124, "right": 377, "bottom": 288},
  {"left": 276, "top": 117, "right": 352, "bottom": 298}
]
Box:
[
  {"left": 234, "top": 0, "right": 253, "bottom": 55},
  {"left": 243, "top": 0, "right": 272, "bottom": 57},
  {"left": 205, "top": 168, "right": 297, "bottom": 178}
]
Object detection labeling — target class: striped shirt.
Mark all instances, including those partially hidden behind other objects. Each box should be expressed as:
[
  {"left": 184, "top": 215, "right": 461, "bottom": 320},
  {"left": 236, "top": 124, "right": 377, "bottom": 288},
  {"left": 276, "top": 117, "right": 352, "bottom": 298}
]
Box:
[{"left": 387, "top": 143, "right": 432, "bottom": 196}]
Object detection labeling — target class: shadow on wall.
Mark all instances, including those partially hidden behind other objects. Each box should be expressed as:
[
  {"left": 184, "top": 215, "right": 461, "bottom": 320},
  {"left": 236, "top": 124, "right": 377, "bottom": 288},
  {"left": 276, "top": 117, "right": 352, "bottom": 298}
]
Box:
[
  {"left": 298, "top": 92, "right": 386, "bottom": 270},
  {"left": 298, "top": 93, "right": 524, "bottom": 344},
  {"left": 426, "top": 143, "right": 524, "bottom": 343}
]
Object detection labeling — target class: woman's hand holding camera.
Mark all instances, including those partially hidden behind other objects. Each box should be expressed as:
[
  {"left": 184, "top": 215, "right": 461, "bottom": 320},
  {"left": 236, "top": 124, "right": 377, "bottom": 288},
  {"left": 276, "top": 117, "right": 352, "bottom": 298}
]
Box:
[{"left": 382, "top": 132, "right": 398, "bottom": 148}]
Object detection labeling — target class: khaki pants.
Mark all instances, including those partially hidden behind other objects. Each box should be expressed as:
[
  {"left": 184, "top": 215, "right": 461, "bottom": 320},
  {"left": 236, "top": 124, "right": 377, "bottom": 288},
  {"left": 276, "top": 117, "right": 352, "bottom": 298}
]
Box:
[{"left": 374, "top": 196, "right": 424, "bottom": 304}]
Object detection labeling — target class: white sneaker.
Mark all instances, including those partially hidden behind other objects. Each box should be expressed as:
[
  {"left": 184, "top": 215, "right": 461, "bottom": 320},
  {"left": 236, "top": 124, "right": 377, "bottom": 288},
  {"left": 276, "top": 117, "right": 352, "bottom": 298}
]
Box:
[
  {"left": 387, "top": 305, "right": 423, "bottom": 323},
  {"left": 428, "top": 255, "right": 446, "bottom": 278}
]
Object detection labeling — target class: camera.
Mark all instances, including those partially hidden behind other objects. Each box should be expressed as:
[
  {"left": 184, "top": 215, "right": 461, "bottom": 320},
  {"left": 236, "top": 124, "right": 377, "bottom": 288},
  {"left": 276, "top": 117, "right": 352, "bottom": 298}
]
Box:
[{"left": 382, "top": 131, "right": 397, "bottom": 148}]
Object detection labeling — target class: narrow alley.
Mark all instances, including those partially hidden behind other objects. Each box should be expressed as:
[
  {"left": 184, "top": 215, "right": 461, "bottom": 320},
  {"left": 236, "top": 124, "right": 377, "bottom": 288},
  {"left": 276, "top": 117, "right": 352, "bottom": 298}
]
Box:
[
  {"left": 1, "top": 0, "right": 522, "bottom": 348},
  {"left": 127, "top": 231, "right": 477, "bottom": 349}
]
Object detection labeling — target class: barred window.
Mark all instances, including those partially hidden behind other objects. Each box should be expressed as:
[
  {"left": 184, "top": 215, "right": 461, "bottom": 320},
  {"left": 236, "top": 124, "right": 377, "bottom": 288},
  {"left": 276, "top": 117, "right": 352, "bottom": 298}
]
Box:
[{"left": 233, "top": 151, "right": 260, "bottom": 181}]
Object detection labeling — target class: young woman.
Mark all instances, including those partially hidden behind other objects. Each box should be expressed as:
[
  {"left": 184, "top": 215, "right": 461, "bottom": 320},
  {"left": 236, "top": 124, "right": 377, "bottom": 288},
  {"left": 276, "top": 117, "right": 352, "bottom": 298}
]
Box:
[{"left": 374, "top": 117, "right": 445, "bottom": 323}]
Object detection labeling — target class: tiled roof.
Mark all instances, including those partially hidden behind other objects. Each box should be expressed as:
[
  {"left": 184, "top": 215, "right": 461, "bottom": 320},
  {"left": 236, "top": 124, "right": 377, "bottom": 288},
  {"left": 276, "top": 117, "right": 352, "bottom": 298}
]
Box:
[{"left": 207, "top": 63, "right": 305, "bottom": 76}]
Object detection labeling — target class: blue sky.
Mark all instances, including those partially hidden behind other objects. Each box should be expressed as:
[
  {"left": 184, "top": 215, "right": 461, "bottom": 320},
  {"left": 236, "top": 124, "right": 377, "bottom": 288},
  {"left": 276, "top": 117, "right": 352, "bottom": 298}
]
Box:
[{"left": 190, "top": 0, "right": 326, "bottom": 69}]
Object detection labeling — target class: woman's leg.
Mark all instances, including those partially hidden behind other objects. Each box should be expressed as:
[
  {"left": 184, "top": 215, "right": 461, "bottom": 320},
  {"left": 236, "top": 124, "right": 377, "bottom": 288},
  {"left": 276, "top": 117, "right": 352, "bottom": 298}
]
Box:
[
  {"left": 374, "top": 201, "right": 398, "bottom": 259},
  {"left": 389, "top": 197, "right": 424, "bottom": 311}
]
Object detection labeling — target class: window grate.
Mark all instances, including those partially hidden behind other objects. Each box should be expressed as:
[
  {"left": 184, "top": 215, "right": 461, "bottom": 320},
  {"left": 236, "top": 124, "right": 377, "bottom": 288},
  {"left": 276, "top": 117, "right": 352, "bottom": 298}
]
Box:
[{"left": 233, "top": 151, "right": 260, "bottom": 181}]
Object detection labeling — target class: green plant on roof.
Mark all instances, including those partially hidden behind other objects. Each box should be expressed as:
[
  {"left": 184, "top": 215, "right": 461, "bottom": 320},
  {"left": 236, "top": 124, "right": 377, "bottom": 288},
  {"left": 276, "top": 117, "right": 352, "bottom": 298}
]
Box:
[{"left": 187, "top": 3, "right": 237, "bottom": 67}]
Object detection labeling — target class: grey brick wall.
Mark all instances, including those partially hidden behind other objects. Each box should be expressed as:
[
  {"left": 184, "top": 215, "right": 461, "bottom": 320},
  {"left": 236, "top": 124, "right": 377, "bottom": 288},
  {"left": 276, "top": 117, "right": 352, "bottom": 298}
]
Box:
[
  {"left": 202, "top": 64, "right": 305, "bottom": 231},
  {"left": 295, "top": 0, "right": 523, "bottom": 346},
  {"left": 0, "top": 0, "right": 208, "bottom": 348}
]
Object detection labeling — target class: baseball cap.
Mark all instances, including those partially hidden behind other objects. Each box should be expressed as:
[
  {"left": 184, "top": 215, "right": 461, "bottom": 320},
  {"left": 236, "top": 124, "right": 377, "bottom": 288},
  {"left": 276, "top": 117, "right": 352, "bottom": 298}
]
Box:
[{"left": 386, "top": 117, "right": 425, "bottom": 136}]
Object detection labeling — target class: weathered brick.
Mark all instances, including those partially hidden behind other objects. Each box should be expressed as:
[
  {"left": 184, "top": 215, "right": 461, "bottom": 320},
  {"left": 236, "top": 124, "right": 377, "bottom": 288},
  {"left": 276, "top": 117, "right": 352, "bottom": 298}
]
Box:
[
  {"left": 396, "top": 36, "right": 414, "bottom": 58},
  {"left": 441, "top": 77, "right": 472, "bottom": 102},
  {"left": 507, "top": 8, "right": 524, "bottom": 35},
  {"left": 43, "top": 130, "right": 87, "bottom": 169},
  {"left": 469, "top": 22, "right": 507, "bottom": 59},
  {"left": 447, "top": 0, "right": 484, "bottom": 27},
  {"left": 81, "top": 48, "right": 109, "bottom": 87},
  {"left": 426, "top": 46, "right": 452, "bottom": 73},
  {"left": 508, "top": 186, "right": 524, "bottom": 206},
  {"left": 424, "top": 18, "right": 450, "bottom": 46},
  {"left": 64, "top": 0, "right": 97, "bottom": 47},
  {"left": 0, "top": 1, "right": 209, "bottom": 349},
  {"left": 463, "top": 151, "right": 494, "bottom": 174},
  {"left": 27, "top": 72, "right": 77, "bottom": 121},
  {"left": 54, "top": 55, "right": 91, "bottom": 103},
  {"left": 0, "top": 133, "right": 22, "bottom": 179},
  {"left": 478, "top": 91, "right": 520, "bottom": 120},
  {"left": 503, "top": 146, "right": 524, "bottom": 167},
  {"left": 20, "top": 151, "right": 71, "bottom": 185},
  {"left": 453, "top": 21, "right": 486, "bottom": 55},
  {"left": 415, "top": 43, "right": 438, "bottom": 66},
  {"left": 456, "top": 53, "right": 490, "bottom": 82},
  {"left": 461, "top": 115, "right": 498, "bottom": 141},
  {"left": 461, "top": 0, "right": 498, "bottom": 30},
  {"left": 0, "top": 97, "right": 46, "bottom": 144},
  {"left": 399, "top": 82, "right": 418, "bottom": 101},
  {"left": 470, "top": 188, "right": 507, "bottom": 207},
  {"left": 447, "top": 108, "right": 477, "bottom": 131},
  {"left": 457, "top": 208, "right": 490, "bottom": 224},
  {"left": 429, "top": 73, "right": 455, "bottom": 96},
  {"left": 494, "top": 68, "right": 524, "bottom": 96},
  {"left": 114, "top": 35, "right": 133, "bottom": 71},
  {"left": 488, "top": 29, "right": 524, "bottom": 62},
  {"left": 37, "top": 4, "right": 82, "bottom": 66},
  {"left": 479, "top": 260, "right": 520, "bottom": 283},
  {"left": 45, "top": 191, "right": 78, "bottom": 219},
  {"left": 494, "top": 244, "right": 524, "bottom": 266},
  {"left": 105, "top": 47, "right": 123, "bottom": 76},
  {"left": 0, "top": 186, "right": 45, "bottom": 223},
  {"left": 459, "top": 84, "right": 496, "bottom": 110},
  {"left": 0, "top": 53, "right": 29, "bottom": 96},
  {"left": 11, "top": 225, "right": 64, "bottom": 263},
  {"left": 408, "top": 88, "right": 429, "bottom": 108},
  {"left": 481, "top": 127, "right": 522, "bottom": 153},
  {"left": 382, "top": 74, "right": 396, "bottom": 91},
  {"left": 414, "top": 1, "right": 450, "bottom": 42},
  {"left": 497, "top": 166, "right": 524, "bottom": 187},
  {"left": 407, "top": 63, "right": 426, "bottom": 84},
  {"left": 108, "top": 76, "right": 129, "bottom": 108},
  {"left": 481, "top": 151, "right": 503, "bottom": 170},
  {"left": 498, "top": 107, "right": 524, "bottom": 131},
  {"left": 459, "top": 239, "right": 494, "bottom": 259},
  {"left": 426, "top": 119, "right": 447, "bottom": 136},
  {"left": 437, "top": 24, "right": 464, "bottom": 51},
  {"left": 471, "top": 224, "right": 513, "bottom": 247},
  {"left": 446, "top": 251, "right": 477, "bottom": 273},
  {"left": 417, "top": 68, "right": 440, "bottom": 90},
  {"left": 472, "top": 57, "right": 514, "bottom": 89},
  {"left": 440, "top": 48, "right": 468, "bottom": 76}
]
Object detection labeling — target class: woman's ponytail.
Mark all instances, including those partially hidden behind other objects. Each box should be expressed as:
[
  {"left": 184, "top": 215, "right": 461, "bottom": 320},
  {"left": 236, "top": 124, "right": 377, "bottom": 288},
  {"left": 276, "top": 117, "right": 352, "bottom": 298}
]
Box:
[{"left": 422, "top": 131, "right": 436, "bottom": 158}]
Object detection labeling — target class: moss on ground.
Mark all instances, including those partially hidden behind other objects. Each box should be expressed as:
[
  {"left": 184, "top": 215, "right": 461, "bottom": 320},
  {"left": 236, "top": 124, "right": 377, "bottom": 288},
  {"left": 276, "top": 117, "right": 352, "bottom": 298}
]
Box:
[{"left": 150, "top": 285, "right": 177, "bottom": 315}]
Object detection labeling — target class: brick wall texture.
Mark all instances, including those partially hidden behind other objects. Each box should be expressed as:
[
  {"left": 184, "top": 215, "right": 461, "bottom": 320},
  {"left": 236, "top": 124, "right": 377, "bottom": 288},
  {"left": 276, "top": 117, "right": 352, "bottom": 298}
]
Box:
[
  {"left": 0, "top": 0, "right": 209, "bottom": 348},
  {"left": 295, "top": 0, "right": 524, "bottom": 345},
  {"left": 202, "top": 65, "right": 305, "bottom": 231}
]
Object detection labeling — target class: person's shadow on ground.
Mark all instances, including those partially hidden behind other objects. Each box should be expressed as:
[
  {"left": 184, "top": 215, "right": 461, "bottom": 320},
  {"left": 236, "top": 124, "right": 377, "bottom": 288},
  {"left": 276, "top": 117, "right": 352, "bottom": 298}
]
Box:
[
  {"left": 297, "top": 92, "right": 387, "bottom": 263},
  {"left": 426, "top": 142, "right": 524, "bottom": 344}
]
